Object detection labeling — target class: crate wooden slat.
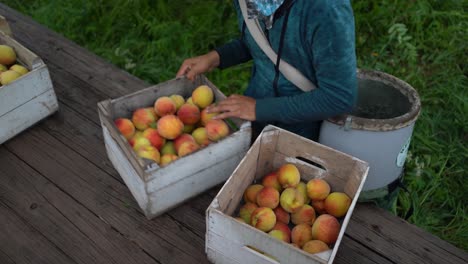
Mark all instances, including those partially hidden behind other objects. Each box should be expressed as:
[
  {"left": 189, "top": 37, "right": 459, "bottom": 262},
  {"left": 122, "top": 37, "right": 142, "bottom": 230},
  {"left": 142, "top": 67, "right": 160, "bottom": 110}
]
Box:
[
  {"left": 98, "top": 75, "right": 252, "bottom": 219},
  {"left": 0, "top": 15, "right": 58, "bottom": 144},
  {"left": 206, "top": 125, "right": 369, "bottom": 264}
]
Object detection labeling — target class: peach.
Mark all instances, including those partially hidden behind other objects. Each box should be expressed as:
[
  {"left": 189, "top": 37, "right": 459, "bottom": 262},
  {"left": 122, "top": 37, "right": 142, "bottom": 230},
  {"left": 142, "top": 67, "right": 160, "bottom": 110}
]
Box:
[
  {"left": 269, "top": 230, "right": 289, "bottom": 243},
  {"left": 177, "top": 103, "right": 200, "bottom": 125},
  {"left": 262, "top": 172, "right": 281, "bottom": 192},
  {"left": 183, "top": 124, "right": 195, "bottom": 133},
  {"left": 186, "top": 97, "right": 195, "bottom": 105},
  {"left": 128, "top": 131, "right": 143, "bottom": 147},
  {"left": 306, "top": 179, "right": 331, "bottom": 201},
  {"left": 169, "top": 94, "right": 185, "bottom": 110},
  {"left": 157, "top": 115, "right": 184, "bottom": 139},
  {"left": 296, "top": 181, "right": 310, "bottom": 204},
  {"left": 192, "top": 85, "right": 214, "bottom": 109},
  {"left": 0, "top": 45, "right": 16, "bottom": 65},
  {"left": 132, "top": 107, "right": 158, "bottom": 130},
  {"left": 0, "top": 70, "right": 21, "bottom": 85},
  {"left": 192, "top": 127, "right": 211, "bottom": 146},
  {"left": 302, "top": 240, "right": 330, "bottom": 254},
  {"left": 136, "top": 145, "right": 160, "bottom": 164},
  {"left": 177, "top": 140, "right": 199, "bottom": 157},
  {"left": 160, "top": 154, "right": 178, "bottom": 166},
  {"left": 114, "top": 118, "right": 136, "bottom": 140},
  {"left": 142, "top": 128, "right": 166, "bottom": 150},
  {"left": 10, "top": 64, "right": 29, "bottom": 76},
  {"left": 132, "top": 136, "right": 151, "bottom": 151},
  {"left": 239, "top": 202, "right": 258, "bottom": 224},
  {"left": 311, "top": 214, "right": 340, "bottom": 245},
  {"left": 0, "top": 64, "right": 7, "bottom": 72},
  {"left": 271, "top": 222, "right": 291, "bottom": 243},
  {"left": 277, "top": 164, "right": 300, "bottom": 188},
  {"left": 200, "top": 107, "right": 218, "bottom": 126},
  {"left": 174, "top": 134, "right": 196, "bottom": 153},
  {"left": 205, "top": 119, "right": 229, "bottom": 141},
  {"left": 324, "top": 192, "right": 351, "bottom": 218},
  {"left": 291, "top": 204, "right": 316, "bottom": 225},
  {"left": 256, "top": 187, "right": 280, "bottom": 209},
  {"left": 160, "top": 141, "right": 176, "bottom": 155},
  {"left": 243, "top": 184, "right": 264, "bottom": 204},
  {"left": 280, "top": 187, "right": 305, "bottom": 213},
  {"left": 273, "top": 206, "right": 290, "bottom": 224},
  {"left": 250, "top": 207, "right": 276, "bottom": 232},
  {"left": 311, "top": 200, "right": 327, "bottom": 215},
  {"left": 154, "top": 96, "right": 177, "bottom": 116},
  {"left": 291, "top": 224, "right": 312, "bottom": 248}
]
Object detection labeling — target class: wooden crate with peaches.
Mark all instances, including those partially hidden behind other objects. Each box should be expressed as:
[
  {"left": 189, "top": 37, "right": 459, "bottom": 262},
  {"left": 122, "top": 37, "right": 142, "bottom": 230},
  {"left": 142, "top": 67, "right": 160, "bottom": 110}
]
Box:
[
  {"left": 98, "top": 75, "right": 251, "bottom": 219},
  {"left": 206, "top": 125, "right": 369, "bottom": 264}
]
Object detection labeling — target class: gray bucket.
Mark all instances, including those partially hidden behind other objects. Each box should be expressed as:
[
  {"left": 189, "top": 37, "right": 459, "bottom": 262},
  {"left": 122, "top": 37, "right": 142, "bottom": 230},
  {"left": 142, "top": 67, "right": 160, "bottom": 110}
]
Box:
[{"left": 318, "top": 69, "right": 421, "bottom": 200}]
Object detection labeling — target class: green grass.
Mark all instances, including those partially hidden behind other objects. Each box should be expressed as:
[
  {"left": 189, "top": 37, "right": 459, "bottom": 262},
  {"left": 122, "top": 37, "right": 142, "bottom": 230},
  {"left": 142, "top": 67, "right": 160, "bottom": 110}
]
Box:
[{"left": 5, "top": 0, "right": 467, "bottom": 250}]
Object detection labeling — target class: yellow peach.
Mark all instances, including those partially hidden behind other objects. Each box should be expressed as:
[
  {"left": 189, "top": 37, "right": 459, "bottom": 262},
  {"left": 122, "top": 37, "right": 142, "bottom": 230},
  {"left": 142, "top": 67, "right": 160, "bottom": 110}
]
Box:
[
  {"left": 136, "top": 145, "right": 160, "bottom": 164},
  {"left": 192, "top": 127, "right": 211, "bottom": 147},
  {"left": 239, "top": 202, "right": 258, "bottom": 224},
  {"left": 277, "top": 164, "right": 300, "bottom": 188},
  {"left": 10, "top": 64, "right": 29, "bottom": 76},
  {"left": 192, "top": 85, "right": 214, "bottom": 109},
  {"left": 250, "top": 207, "right": 276, "bottom": 232},
  {"left": 306, "top": 179, "right": 331, "bottom": 201},
  {"left": 160, "top": 141, "right": 176, "bottom": 155},
  {"left": 0, "top": 70, "right": 21, "bottom": 85},
  {"left": 160, "top": 154, "right": 178, "bottom": 166},
  {"left": 170, "top": 94, "right": 185, "bottom": 110},
  {"left": 324, "top": 192, "right": 351, "bottom": 218},
  {"left": 0, "top": 45, "right": 16, "bottom": 65},
  {"left": 302, "top": 240, "right": 330, "bottom": 254},
  {"left": 280, "top": 187, "right": 305, "bottom": 213}
]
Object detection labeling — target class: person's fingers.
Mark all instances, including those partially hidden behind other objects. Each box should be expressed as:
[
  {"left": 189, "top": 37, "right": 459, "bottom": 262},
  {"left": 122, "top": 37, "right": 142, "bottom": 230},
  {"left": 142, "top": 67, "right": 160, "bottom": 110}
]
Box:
[
  {"left": 213, "top": 109, "right": 241, "bottom": 120},
  {"left": 176, "top": 60, "right": 193, "bottom": 77}
]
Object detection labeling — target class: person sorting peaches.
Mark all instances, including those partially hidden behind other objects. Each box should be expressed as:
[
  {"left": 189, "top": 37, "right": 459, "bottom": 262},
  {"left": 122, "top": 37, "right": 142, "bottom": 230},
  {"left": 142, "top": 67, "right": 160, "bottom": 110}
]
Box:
[{"left": 177, "top": 0, "right": 357, "bottom": 141}]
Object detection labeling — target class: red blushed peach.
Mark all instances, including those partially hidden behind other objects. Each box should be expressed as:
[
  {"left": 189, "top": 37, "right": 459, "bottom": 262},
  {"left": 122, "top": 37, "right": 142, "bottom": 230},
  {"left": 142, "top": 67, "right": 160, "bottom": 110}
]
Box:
[
  {"left": 192, "top": 85, "right": 214, "bottom": 109},
  {"left": 274, "top": 206, "right": 290, "bottom": 225},
  {"left": 306, "top": 179, "right": 331, "bottom": 201},
  {"left": 239, "top": 202, "right": 258, "bottom": 224},
  {"left": 136, "top": 145, "right": 160, "bottom": 164},
  {"left": 154, "top": 96, "right": 177, "bottom": 116},
  {"left": 170, "top": 94, "right": 185, "bottom": 110},
  {"left": 243, "top": 184, "right": 264, "bottom": 204},
  {"left": 160, "top": 141, "right": 176, "bottom": 155},
  {"left": 114, "top": 118, "right": 135, "bottom": 140},
  {"left": 324, "top": 192, "right": 351, "bottom": 218},
  {"left": 174, "top": 134, "right": 196, "bottom": 153},
  {"left": 262, "top": 172, "right": 281, "bottom": 192},
  {"left": 291, "top": 204, "right": 316, "bottom": 225},
  {"left": 132, "top": 136, "right": 151, "bottom": 151},
  {"left": 280, "top": 187, "right": 305, "bottom": 213},
  {"left": 157, "top": 115, "right": 184, "bottom": 140},
  {"left": 142, "top": 128, "right": 166, "bottom": 151},
  {"left": 250, "top": 207, "right": 276, "bottom": 232},
  {"left": 192, "top": 127, "right": 211, "bottom": 147},
  {"left": 200, "top": 107, "right": 218, "bottom": 126},
  {"left": 256, "top": 187, "right": 280, "bottom": 209},
  {"left": 311, "top": 200, "right": 327, "bottom": 215},
  {"left": 160, "top": 154, "right": 178, "bottom": 167},
  {"left": 132, "top": 108, "right": 157, "bottom": 130},
  {"left": 302, "top": 240, "right": 330, "bottom": 254},
  {"left": 177, "top": 141, "right": 199, "bottom": 157},
  {"left": 277, "top": 164, "right": 300, "bottom": 188},
  {"left": 177, "top": 103, "right": 200, "bottom": 125},
  {"left": 291, "top": 224, "right": 313, "bottom": 248},
  {"left": 205, "top": 119, "right": 229, "bottom": 141},
  {"left": 296, "top": 182, "right": 310, "bottom": 204},
  {"left": 311, "top": 214, "right": 340, "bottom": 245},
  {"left": 271, "top": 222, "right": 291, "bottom": 243}
]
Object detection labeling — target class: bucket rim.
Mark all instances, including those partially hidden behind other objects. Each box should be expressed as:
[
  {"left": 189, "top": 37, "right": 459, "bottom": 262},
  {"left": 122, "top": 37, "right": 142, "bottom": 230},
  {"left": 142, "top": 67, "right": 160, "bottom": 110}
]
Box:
[{"left": 327, "top": 69, "right": 421, "bottom": 132}]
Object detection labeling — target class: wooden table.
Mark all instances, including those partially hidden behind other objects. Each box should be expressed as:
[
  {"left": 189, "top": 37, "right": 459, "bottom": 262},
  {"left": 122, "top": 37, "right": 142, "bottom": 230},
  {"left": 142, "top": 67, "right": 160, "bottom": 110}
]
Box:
[{"left": 0, "top": 4, "right": 466, "bottom": 264}]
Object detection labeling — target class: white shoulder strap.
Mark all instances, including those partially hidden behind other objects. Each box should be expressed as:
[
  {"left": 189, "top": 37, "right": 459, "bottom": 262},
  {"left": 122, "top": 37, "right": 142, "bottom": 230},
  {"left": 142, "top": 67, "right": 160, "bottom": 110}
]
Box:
[{"left": 238, "top": 0, "right": 316, "bottom": 92}]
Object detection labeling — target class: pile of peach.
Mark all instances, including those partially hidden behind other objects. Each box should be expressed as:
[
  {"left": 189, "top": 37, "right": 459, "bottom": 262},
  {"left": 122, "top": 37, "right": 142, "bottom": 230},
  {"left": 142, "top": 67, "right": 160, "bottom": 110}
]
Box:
[
  {"left": 0, "top": 44, "right": 30, "bottom": 86},
  {"left": 114, "top": 85, "right": 230, "bottom": 167},
  {"left": 235, "top": 163, "right": 352, "bottom": 255}
]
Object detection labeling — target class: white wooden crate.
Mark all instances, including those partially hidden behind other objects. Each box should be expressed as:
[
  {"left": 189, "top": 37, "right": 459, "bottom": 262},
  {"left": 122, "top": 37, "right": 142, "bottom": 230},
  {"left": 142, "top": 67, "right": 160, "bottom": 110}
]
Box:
[
  {"left": 0, "top": 16, "right": 58, "bottom": 144},
  {"left": 97, "top": 75, "right": 252, "bottom": 219},
  {"left": 206, "top": 125, "right": 369, "bottom": 264}
]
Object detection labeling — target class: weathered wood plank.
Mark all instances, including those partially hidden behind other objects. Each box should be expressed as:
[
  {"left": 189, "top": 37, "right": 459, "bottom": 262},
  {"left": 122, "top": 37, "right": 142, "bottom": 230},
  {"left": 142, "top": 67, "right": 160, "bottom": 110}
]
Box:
[
  {"left": 334, "top": 236, "right": 393, "bottom": 264},
  {"left": 347, "top": 203, "right": 468, "bottom": 264},
  {"left": 4, "top": 127, "right": 209, "bottom": 264},
  {"left": 0, "top": 201, "right": 76, "bottom": 264},
  {"left": 0, "top": 147, "right": 158, "bottom": 264}
]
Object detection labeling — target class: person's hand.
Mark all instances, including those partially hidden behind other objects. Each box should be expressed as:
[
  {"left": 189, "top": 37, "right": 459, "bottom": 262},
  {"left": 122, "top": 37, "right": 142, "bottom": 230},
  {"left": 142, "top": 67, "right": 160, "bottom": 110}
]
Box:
[
  {"left": 176, "top": 51, "right": 220, "bottom": 81},
  {"left": 206, "top": 95, "right": 256, "bottom": 121}
]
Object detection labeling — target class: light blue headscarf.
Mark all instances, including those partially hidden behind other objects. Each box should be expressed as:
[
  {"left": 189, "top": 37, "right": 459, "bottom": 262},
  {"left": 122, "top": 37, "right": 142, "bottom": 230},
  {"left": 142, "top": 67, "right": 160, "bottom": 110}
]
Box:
[{"left": 246, "top": 0, "right": 285, "bottom": 18}]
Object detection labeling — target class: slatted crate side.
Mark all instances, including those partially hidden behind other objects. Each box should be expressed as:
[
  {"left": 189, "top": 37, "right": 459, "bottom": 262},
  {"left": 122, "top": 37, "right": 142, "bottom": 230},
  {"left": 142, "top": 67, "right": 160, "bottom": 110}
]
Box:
[{"left": 206, "top": 125, "right": 369, "bottom": 264}]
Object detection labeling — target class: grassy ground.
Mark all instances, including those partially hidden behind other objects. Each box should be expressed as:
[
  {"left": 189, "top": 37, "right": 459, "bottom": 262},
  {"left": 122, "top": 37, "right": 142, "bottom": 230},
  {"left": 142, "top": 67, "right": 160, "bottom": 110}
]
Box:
[{"left": 5, "top": 0, "right": 467, "bottom": 250}]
